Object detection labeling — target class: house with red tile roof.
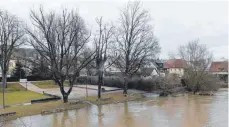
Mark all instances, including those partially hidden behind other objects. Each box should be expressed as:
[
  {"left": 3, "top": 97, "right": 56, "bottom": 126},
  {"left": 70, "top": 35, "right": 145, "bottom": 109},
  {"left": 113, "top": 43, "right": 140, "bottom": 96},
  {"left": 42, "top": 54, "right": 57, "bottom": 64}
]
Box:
[
  {"left": 209, "top": 61, "right": 228, "bottom": 74},
  {"left": 209, "top": 61, "right": 228, "bottom": 81},
  {"left": 164, "top": 59, "right": 185, "bottom": 77}
]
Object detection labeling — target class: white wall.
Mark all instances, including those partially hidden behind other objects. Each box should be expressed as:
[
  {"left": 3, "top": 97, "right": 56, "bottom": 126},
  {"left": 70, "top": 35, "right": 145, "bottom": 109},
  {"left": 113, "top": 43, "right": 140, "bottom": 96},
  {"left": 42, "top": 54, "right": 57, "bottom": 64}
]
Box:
[{"left": 168, "top": 68, "right": 184, "bottom": 77}]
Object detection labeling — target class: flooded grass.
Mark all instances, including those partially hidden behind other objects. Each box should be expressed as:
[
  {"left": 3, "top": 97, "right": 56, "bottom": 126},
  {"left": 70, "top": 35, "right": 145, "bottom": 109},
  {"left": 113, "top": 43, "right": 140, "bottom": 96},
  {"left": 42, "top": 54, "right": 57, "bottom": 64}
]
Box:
[
  {"left": 80, "top": 91, "right": 144, "bottom": 105},
  {"left": 0, "top": 91, "right": 143, "bottom": 121},
  {"left": 0, "top": 100, "right": 88, "bottom": 121}
]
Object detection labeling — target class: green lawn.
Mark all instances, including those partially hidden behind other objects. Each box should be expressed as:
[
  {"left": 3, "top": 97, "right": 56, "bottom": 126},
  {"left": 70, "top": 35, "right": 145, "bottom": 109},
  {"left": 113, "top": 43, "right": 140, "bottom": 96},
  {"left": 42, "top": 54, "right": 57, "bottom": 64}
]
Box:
[
  {"left": 33, "top": 80, "right": 69, "bottom": 89},
  {"left": 0, "top": 82, "right": 26, "bottom": 92},
  {"left": 0, "top": 83, "right": 49, "bottom": 105}
]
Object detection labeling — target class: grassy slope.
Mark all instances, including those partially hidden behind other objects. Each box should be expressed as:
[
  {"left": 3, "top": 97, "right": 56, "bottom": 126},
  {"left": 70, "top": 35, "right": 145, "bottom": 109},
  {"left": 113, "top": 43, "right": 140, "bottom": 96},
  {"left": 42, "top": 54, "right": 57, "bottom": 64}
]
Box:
[
  {"left": 80, "top": 91, "right": 144, "bottom": 105},
  {"left": 0, "top": 83, "right": 48, "bottom": 105},
  {"left": 33, "top": 80, "right": 69, "bottom": 89},
  {"left": 0, "top": 100, "right": 88, "bottom": 121},
  {"left": 0, "top": 91, "right": 144, "bottom": 121}
]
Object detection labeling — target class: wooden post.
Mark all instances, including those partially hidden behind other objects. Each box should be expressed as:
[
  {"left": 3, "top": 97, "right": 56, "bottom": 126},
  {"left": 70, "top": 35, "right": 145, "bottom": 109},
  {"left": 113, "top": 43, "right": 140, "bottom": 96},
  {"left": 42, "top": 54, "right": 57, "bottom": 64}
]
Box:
[{"left": 86, "top": 84, "right": 88, "bottom": 97}]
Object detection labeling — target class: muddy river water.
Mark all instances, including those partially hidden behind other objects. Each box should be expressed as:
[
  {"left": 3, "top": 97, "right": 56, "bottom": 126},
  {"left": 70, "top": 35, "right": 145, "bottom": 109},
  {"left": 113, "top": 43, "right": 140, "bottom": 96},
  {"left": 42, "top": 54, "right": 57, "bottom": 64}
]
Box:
[{"left": 3, "top": 89, "right": 228, "bottom": 127}]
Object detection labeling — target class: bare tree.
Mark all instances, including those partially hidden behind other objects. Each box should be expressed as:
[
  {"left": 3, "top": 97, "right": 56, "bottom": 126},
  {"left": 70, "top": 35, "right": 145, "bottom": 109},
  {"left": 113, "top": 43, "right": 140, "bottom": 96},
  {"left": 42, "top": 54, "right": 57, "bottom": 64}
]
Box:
[
  {"left": 111, "top": 1, "right": 160, "bottom": 95},
  {"left": 94, "top": 17, "right": 114, "bottom": 99},
  {"left": 82, "top": 48, "right": 96, "bottom": 76},
  {"left": 178, "top": 40, "right": 217, "bottom": 93},
  {"left": 0, "top": 10, "right": 25, "bottom": 108},
  {"left": 27, "top": 7, "right": 95, "bottom": 102}
]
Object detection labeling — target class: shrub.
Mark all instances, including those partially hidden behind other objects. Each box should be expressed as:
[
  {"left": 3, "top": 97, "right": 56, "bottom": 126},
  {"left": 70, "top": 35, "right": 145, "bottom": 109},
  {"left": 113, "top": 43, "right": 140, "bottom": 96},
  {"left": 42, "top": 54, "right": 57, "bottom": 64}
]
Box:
[
  {"left": 183, "top": 73, "right": 221, "bottom": 93},
  {"left": 27, "top": 75, "right": 52, "bottom": 81},
  {"left": 0, "top": 77, "right": 19, "bottom": 82},
  {"left": 104, "top": 76, "right": 124, "bottom": 88},
  {"left": 198, "top": 74, "right": 221, "bottom": 91},
  {"left": 76, "top": 75, "right": 182, "bottom": 92}
]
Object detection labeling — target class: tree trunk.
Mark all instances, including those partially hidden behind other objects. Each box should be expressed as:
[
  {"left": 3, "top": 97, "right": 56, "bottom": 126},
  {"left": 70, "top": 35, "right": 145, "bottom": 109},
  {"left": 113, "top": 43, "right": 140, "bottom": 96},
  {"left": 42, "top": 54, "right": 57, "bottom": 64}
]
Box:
[
  {"left": 1, "top": 73, "right": 7, "bottom": 108},
  {"left": 123, "top": 77, "right": 128, "bottom": 96},
  {"left": 97, "top": 67, "right": 104, "bottom": 99},
  {"left": 59, "top": 83, "right": 69, "bottom": 103},
  {"left": 63, "top": 93, "right": 68, "bottom": 103},
  {"left": 2, "top": 73, "right": 7, "bottom": 88}
]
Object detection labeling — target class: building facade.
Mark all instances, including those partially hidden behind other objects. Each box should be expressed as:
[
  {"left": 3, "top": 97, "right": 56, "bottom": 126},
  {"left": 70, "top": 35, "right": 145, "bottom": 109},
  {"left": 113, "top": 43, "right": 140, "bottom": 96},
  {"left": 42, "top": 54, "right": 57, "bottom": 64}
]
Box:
[{"left": 164, "top": 59, "right": 185, "bottom": 77}]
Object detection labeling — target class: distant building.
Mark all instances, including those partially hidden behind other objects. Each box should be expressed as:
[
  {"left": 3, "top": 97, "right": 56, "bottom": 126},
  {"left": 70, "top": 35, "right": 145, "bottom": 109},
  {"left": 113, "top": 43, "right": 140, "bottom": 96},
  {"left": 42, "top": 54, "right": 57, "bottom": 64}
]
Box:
[
  {"left": 209, "top": 61, "right": 228, "bottom": 81},
  {"left": 0, "top": 59, "right": 17, "bottom": 77},
  {"left": 164, "top": 59, "right": 185, "bottom": 77},
  {"left": 139, "top": 62, "right": 158, "bottom": 77},
  {"left": 209, "top": 61, "right": 228, "bottom": 75}
]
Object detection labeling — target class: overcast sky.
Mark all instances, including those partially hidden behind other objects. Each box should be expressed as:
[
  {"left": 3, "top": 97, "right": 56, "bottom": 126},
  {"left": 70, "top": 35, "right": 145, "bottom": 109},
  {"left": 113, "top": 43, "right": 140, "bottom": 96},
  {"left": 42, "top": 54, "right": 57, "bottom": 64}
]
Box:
[{"left": 0, "top": 0, "right": 228, "bottom": 60}]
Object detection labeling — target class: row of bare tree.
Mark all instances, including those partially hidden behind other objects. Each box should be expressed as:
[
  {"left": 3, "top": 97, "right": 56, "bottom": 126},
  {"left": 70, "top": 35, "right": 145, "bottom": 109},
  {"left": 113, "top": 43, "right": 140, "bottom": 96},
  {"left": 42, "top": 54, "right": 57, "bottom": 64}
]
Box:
[
  {"left": 0, "top": 1, "right": 160, "bottom": 104},
  {"left": 0, "top": 1, "right": 216, "bottom": 106}
]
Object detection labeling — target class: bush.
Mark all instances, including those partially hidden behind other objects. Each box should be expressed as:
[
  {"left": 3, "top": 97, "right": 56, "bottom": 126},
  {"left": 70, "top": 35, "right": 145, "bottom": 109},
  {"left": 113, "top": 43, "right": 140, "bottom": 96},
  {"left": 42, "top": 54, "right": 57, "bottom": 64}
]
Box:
[
  {"left": 104, "top": 76, "right": 124, "bottom": 88},
  {"left": 27, "top": 75, "right": 52, "bottom": 81},
  {"left": 76, "top": 76, "right": 124, "bottom": 88},
  {"left": 183, "top": 73, "right": 221, "bottom": 92},
  {"left": 198, "top": 74, "right": 221, "bottom": 91},
  {"left": 76, "top": 75, "right": 172, "bottom": 91},
  {"left": 0, "top": 77, "right": 19, "bottom": 82}
]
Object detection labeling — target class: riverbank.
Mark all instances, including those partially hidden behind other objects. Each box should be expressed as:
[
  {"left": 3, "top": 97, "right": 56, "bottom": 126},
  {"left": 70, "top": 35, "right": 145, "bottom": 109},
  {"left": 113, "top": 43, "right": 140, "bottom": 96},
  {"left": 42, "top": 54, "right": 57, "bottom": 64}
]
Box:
[
  {"left": 0, "top": 100, "right": 89, "bottom": 121},
  {"left": 2, "top": 89, "right": 228, "bottom": 127},
  {"left": 0, "top": 91, "right": 144, "bottom": 121}
]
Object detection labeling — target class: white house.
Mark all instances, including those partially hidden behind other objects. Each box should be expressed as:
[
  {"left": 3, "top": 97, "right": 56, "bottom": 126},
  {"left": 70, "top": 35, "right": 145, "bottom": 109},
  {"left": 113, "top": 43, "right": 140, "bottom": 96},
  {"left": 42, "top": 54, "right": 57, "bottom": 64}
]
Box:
[
  {"left": 0, "top": 59, "right": 17, "bottom": 77},
  {"left": 164, "top": 59, "right": 185, "bottom": 77}
]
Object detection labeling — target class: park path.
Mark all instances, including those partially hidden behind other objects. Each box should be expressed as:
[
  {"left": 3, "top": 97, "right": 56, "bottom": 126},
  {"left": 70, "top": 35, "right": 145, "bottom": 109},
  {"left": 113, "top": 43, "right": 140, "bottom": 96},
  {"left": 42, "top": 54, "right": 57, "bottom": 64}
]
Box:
[
  {"left": 19, "top": 82, "right": 145, "bottom": 100},
  {"left": 18, "top": 82, "right": 120, "bottom": 99},
  {"left": 19, "top": 82, "right": 44, "bottom": 94}
]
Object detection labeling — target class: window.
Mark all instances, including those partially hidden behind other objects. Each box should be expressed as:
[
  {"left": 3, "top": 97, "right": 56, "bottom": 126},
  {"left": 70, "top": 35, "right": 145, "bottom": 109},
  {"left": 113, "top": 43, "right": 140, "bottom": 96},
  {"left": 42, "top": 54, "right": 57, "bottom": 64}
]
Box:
[{"left": 219, "top": 68, "right": 224, "bottom": 71}]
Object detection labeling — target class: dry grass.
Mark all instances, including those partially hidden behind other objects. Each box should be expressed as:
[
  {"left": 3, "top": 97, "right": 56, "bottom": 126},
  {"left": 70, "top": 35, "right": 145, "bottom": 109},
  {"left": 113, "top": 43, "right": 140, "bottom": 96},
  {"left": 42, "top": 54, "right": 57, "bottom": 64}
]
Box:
[
  {"left": 0, "top": 100, "right": 88, "bottom": 121},
  {"left": 80, "top": 91, "right": 144, "bottom": 105},
  {"left": 0, "top": 91, "right": 144, "bottom": 121}
]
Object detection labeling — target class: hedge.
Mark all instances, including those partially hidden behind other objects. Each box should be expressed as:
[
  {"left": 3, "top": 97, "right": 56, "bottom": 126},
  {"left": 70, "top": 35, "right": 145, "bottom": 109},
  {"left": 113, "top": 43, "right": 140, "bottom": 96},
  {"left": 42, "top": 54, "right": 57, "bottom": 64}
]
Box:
[
  {"left": 0, "top": 77, "right": 19, "bottom": 82},
  {"left": 26, "top": 75, "right": 52, "bottom": 81},
  {"left": 76, "top": 76, "right": 167, "bottom": 91}
]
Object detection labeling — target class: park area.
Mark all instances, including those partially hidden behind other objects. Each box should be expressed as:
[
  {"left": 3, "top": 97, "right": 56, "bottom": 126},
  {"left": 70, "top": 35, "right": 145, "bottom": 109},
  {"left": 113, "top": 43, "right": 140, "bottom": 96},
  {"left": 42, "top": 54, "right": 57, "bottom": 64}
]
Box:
[
  {"left": 0, "top": 83, "right": 48, "bottom": 106},
  {"left": 32, "top": 80, "right": 69, "bottom": 89},
  {"left": 0, "top": 80, "right": 142, "bottom": 121}
]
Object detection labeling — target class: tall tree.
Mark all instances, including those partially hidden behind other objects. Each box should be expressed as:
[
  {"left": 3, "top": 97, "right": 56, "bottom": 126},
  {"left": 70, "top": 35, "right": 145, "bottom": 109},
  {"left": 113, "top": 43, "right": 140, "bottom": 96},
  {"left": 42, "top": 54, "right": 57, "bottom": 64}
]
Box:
[
  {"left": 11, "top": 60, "right": 26, "bottom": 78},
  {"left": 112, "top": 1, "right": 160, "bottom": 95},
  {"left": 178, "top": 40, "right": 217, "bottom": 93},
  {"left": 94, "top": 17, "right": 114, "bottom": 99},
  {"left": 27, "top": 8, "right": 95, "bottom": 102},
  {"left": 0, "top": 10, "right": 24, "bottom": 108},
  {"left": 31, "top": 56, "right": 51, "bottom": 78},
  {"left": 82, "top": 48, "right": 96, "bottom": 76}
]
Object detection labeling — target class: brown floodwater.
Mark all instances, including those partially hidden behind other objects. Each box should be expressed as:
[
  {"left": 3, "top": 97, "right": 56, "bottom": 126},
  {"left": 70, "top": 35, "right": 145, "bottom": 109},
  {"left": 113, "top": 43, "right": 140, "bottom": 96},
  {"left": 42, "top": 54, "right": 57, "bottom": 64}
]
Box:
[{"left": 2, "top": 89, "right": 228, "bottom": 127}]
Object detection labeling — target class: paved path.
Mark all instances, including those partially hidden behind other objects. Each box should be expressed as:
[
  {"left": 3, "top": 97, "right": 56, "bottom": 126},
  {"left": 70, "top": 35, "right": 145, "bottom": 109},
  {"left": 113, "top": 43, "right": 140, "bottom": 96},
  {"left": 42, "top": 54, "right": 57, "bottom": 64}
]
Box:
[
  {"left": 19, "top": 82, "right": 121, "bottom": 99},
  {"left": 19, "top": 82, "right": 145, "bottom": 100},
  {"left": 19, "top": 82, "right": 44, "bottom": 94},
  {"left": 74, "top": 84, "right": 122, "bottom": 91}
]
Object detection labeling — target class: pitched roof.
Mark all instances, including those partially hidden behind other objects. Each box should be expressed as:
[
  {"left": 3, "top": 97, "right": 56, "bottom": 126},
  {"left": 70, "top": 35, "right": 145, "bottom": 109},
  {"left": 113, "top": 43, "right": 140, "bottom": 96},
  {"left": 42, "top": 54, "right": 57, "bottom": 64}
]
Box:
[
  {"left": 209, "top": 61, "right": 228, "bottom": 72},
  {"left": 141, "top": 68, "right": 158, "bottom": 76},
  {"left": 164, "top": 59, "right": 185, "bottom": 68}
]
